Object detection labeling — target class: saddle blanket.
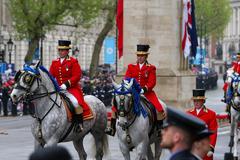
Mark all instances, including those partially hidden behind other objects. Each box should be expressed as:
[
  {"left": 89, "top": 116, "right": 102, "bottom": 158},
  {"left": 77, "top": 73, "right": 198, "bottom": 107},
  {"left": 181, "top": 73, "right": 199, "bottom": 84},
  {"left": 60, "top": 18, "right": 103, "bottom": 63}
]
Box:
[{"left": 62, "top": 100, "right": 94, "bottom": 122}]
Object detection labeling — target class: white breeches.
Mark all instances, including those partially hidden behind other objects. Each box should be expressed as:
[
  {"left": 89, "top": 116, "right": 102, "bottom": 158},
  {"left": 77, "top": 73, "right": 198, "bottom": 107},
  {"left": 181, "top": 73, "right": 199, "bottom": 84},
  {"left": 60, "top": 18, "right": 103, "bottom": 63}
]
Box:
[{"left": 65, "top": 92, "right": 79, "bottom": 108}]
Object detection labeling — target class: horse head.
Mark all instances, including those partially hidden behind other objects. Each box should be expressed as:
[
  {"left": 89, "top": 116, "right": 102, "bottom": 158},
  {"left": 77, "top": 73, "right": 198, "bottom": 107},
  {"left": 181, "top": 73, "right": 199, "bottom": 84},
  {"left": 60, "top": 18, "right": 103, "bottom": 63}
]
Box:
[
  {"left": 112, "top": 78, "right": 134, "bottom": 117},
  {"left": 229, "top": 72, "right": 240, "bottom": 109},
  {"left": 112, "top": 78, "right": 145, "bottom": 119},
  {"left": 11, "top": 62, "right": 42, "bottom": 103},
  {"left": 11, "top": 61, "right": 58, "bottom": 104}
]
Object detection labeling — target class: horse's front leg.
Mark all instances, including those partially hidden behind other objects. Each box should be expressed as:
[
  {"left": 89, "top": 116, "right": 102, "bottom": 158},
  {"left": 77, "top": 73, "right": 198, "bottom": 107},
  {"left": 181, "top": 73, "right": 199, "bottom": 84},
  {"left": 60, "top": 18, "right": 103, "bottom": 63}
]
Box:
[
  {"left": 233, "top": 116, "right": 238, "bottom": 158},
  {"left": 44, "top": 136, "right": 59, "bottom": 147},
  {"left": 135, "top": 141, "right": 148, "bottom": 160},
  {"left": 147, "top": 144, "right": 154, "bottom": 160},
  {"left": 154, "top": 139, "right": 162, "bottom": 160},
  {"left": 119, "top": 141, "right": 130, "bottom": 160},
  {"left": 34, "top": 139, "right": 44, "bottom": 150}
]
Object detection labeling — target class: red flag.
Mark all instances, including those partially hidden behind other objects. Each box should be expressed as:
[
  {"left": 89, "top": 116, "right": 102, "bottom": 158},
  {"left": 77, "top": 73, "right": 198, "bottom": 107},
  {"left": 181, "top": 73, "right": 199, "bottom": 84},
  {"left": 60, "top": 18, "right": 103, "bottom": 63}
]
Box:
[{"left": 116, "top": 0, "right": 123, "bottom": 59}]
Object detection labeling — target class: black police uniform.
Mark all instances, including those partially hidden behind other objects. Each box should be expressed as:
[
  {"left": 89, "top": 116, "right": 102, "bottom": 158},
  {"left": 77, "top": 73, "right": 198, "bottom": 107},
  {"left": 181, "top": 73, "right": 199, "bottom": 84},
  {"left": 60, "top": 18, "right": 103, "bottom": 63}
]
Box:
[{"left": 163, "top": 107, "right": 207, "bottom": 160}]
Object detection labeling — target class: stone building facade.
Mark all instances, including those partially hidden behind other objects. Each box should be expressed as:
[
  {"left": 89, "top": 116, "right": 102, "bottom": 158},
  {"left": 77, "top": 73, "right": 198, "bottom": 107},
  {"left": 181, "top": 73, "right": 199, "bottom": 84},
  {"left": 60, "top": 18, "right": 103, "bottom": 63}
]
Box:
[{"left": 222, "top": 0, "right": 240, "bottom": 62}]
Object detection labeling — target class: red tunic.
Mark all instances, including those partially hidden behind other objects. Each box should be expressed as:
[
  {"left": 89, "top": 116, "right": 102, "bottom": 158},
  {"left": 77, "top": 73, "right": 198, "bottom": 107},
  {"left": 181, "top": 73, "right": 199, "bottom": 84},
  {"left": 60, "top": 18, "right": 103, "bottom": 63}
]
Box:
[
  {"left": 187, "top": 106, "right": 218, "bottom": 160},
  {"left": 49, "top": 57, "right": 91, "bottom": 118},
  {"left": 125, "top": 63, "right": 163, "bottom": 112}
]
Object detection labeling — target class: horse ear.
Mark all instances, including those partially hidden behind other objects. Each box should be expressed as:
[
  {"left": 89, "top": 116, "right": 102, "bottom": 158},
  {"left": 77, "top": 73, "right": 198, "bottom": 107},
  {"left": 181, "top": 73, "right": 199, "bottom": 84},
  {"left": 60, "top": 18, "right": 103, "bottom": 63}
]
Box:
[
  {"left": 35, "top": 61, "right": 41, "bottom": 68},
  {"left": 112, "top": 79, "right": 120, "bottom": 89},
  {"left": 125, "top": 78, "right": 133, "bottom": 89}
]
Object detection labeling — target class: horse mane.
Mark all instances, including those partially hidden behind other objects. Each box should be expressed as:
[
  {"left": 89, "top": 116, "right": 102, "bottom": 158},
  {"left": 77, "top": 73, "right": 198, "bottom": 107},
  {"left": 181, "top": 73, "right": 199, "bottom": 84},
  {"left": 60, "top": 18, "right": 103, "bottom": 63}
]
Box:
[
  {"left": 120, "top": 78, "right": 147, "bottom": 118},
  {"left": 39, "top": 66, "right": 61, "bottom": 92}
]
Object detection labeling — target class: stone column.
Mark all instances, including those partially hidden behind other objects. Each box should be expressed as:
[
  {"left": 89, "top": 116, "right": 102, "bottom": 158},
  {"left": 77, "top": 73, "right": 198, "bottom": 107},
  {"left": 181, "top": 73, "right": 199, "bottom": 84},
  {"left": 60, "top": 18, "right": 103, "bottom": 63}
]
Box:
[{"left": 118, "top": 0, "right": 196, "bottom": 108}]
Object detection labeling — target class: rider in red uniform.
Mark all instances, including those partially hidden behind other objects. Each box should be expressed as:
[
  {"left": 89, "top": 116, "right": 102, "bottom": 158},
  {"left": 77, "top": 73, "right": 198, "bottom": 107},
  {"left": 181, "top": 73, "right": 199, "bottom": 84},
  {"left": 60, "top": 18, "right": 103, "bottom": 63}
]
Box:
[
  {"left": 105, "top": 44, "right": 165, "bottom": 136},
  {"left": 49, "top": 40, "right": 87, "bottom": 131},
  {"left": 222, "top": 52, "right": 240, "bottom": 112},
  {"left": 187, "top": 89, "right": 218, "bottom": 160}
]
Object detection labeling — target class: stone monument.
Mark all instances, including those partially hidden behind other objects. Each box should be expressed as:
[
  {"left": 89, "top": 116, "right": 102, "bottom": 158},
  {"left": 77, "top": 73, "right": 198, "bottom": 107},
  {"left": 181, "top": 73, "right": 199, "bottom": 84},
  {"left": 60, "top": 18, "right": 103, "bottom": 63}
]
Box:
[{"left": 118, "top": 0, "right": 196, "bottom": 108}]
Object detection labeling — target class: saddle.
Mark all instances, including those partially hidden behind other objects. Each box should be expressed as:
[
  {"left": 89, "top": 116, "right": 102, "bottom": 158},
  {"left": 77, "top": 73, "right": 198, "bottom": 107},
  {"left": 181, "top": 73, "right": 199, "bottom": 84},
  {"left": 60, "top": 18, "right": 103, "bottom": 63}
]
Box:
[
  {"left": 140, "top": 96, "right": 157, "bottom": 136},
  {"left": 59, "top": 92, "right": 76, "bottom": 122}
]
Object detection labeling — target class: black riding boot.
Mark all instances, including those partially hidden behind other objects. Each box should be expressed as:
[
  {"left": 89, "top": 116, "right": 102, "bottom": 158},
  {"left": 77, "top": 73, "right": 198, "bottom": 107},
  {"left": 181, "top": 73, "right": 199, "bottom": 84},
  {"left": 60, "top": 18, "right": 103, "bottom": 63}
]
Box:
[
  {"left": 105, "top": 118, "right": 116, "bottom": 136},
  {"left": 74, "top": 113, "right": 83, "bottom": 133}
]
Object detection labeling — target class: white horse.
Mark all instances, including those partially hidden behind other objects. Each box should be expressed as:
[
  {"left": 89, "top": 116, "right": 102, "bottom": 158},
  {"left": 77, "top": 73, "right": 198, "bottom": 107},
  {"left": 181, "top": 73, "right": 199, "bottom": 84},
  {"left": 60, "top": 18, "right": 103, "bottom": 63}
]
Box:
[
  {"left": 224, "top": 70, "right": 240, "bottom": 160},
  {"left": 112, "top": 78, "right": 164, "bottom": 160},
  {"left": 10, "top": 62, "right": 108, "bottom": 160}
]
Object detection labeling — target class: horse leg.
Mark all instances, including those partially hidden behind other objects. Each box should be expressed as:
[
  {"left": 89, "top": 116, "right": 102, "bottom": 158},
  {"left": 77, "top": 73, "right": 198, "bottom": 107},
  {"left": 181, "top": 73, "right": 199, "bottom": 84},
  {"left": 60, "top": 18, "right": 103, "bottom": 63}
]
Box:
[
  {"left": 73, "top": 138, "right": 87, "bottom": 160},
  {"left": 91, "top": 131, "right": 108, "bottom": 160},
  {"left": 233, "top": 116, "right": 238, "bottom": 159},
  {"left": 44, "top": 137, "right": 58, "bottom": 147},
  {"left": 229, "top": 114, "right": 235, "bottom": 151},
  {"left": 147, "top": 144, "right": 154, "bottom": 160},
  {"left": 119, "top": 142, "right": 130, "bottom": 160},
  {"left": 154, "top": 140, "right": 162, "bottom": 160},
  {"left": 135, "top": 141, "right": 148, "bottom": 160},
  {"left": 34, "top": 139, "right": 44, "bottom": 150}
]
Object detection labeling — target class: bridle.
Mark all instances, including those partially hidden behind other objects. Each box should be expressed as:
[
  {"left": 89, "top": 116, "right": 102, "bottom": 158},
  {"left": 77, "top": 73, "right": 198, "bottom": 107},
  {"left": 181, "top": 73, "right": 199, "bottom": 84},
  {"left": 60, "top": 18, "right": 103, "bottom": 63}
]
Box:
[
  {"left": 13, "top": 66, "right": 61, "bottom": 120},
  {"left": 114, "top": 84, "right": 134, "bottom": 117}
]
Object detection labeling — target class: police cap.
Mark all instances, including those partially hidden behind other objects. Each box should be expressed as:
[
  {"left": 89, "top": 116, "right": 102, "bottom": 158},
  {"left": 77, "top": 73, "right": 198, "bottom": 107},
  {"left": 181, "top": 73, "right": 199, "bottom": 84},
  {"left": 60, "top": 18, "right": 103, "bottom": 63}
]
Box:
[
  {"left": 195, "top": 128, "right": 214, "bottom": 141},
  {"left": 163, "top": 107, "right": 206, "bottom": 134}
]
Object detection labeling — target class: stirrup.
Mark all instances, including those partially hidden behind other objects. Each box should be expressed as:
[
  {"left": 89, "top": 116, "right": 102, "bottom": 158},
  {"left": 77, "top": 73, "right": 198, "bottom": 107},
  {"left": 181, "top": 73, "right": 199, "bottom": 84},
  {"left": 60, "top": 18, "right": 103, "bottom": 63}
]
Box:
[{"left": 105, "top": 127, "right": 115, "bottom": 136}]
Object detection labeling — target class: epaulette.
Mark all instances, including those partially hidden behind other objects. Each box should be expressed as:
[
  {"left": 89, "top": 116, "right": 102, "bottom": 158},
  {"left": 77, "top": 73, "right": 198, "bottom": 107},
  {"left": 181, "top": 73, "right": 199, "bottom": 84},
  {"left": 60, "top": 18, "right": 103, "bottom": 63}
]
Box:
[{"left": 203, "top": 106, "right": 208, "bottom": 113}]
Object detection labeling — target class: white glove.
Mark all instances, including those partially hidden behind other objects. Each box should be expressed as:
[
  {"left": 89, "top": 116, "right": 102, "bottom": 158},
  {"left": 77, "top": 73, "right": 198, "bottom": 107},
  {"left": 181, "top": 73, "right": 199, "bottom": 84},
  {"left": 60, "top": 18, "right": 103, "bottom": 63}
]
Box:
[
  {"left": 60, "top": 84, "right": 67, "bottom": 90},
  {"left": 140, "top": 89, "right": 145, "bottom": 94},
  {"left": 207, "top": 150, "right": 213, "bottom": 157}
]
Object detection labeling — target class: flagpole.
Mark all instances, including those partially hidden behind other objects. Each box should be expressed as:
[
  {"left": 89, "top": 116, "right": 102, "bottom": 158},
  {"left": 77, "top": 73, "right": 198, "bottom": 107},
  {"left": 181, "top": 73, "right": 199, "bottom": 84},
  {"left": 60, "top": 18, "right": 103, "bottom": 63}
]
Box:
[
  {"left": 179, "top": 0, "right": 184, "bottom": 70},
  {"left": 115, "top": 0, "right": 118, "bottom": 74}
]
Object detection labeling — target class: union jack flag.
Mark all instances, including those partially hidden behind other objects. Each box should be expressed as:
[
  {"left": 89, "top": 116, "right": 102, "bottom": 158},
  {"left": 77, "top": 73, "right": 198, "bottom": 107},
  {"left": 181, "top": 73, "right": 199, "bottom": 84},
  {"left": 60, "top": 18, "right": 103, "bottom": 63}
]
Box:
[{"left": 182, "top": 0, "right": 198, "bottom": 58}]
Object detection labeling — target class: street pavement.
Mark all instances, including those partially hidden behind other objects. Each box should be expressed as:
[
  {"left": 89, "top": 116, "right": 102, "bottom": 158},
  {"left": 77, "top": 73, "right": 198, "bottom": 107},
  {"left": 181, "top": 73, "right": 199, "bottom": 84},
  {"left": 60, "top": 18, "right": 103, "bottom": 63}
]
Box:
[{"left": 0, "top": 77, "right": 238, "bottom": 160}]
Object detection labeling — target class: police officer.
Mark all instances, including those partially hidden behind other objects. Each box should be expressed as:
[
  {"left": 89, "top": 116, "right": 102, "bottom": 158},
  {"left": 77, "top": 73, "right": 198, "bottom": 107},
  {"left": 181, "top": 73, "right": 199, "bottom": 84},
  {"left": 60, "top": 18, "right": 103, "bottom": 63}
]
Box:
[
  {"left": 49, "top": 40, "right": 92, "bottom": 132},
  {"left": 191, "top": 128, "right": 214, "bottom": 160},
  {"left": 1, "top": 84, "right": 9, "bottom": 116},
  {"left": 161, "top": 107, "right": 206, "bottom": 160},
  {"left": 187, "top": 89, "right": 218, "bottom": 160},
  {"left": 105, "top": 44, "right": 165, "bottom": 136}
]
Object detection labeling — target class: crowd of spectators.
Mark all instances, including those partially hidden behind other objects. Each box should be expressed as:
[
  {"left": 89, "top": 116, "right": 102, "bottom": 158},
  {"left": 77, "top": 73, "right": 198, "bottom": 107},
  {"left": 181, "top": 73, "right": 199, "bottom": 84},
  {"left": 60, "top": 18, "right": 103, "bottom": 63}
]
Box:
[{"left": 81, "top": 65, "right": 115, "bottom": 107}]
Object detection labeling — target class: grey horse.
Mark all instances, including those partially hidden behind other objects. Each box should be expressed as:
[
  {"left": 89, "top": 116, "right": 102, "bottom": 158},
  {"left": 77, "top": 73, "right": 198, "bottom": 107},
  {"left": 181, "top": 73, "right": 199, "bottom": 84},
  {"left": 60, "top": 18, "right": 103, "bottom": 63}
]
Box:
[
  {"left": 224, "top": 71, "right": 240, "bottom": 160},
  {"left": 112, "top": 78, "right": 164, "bottom": 160},
  {"left": 10, "top": 62, "right": 108, "bottom": 160}
]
